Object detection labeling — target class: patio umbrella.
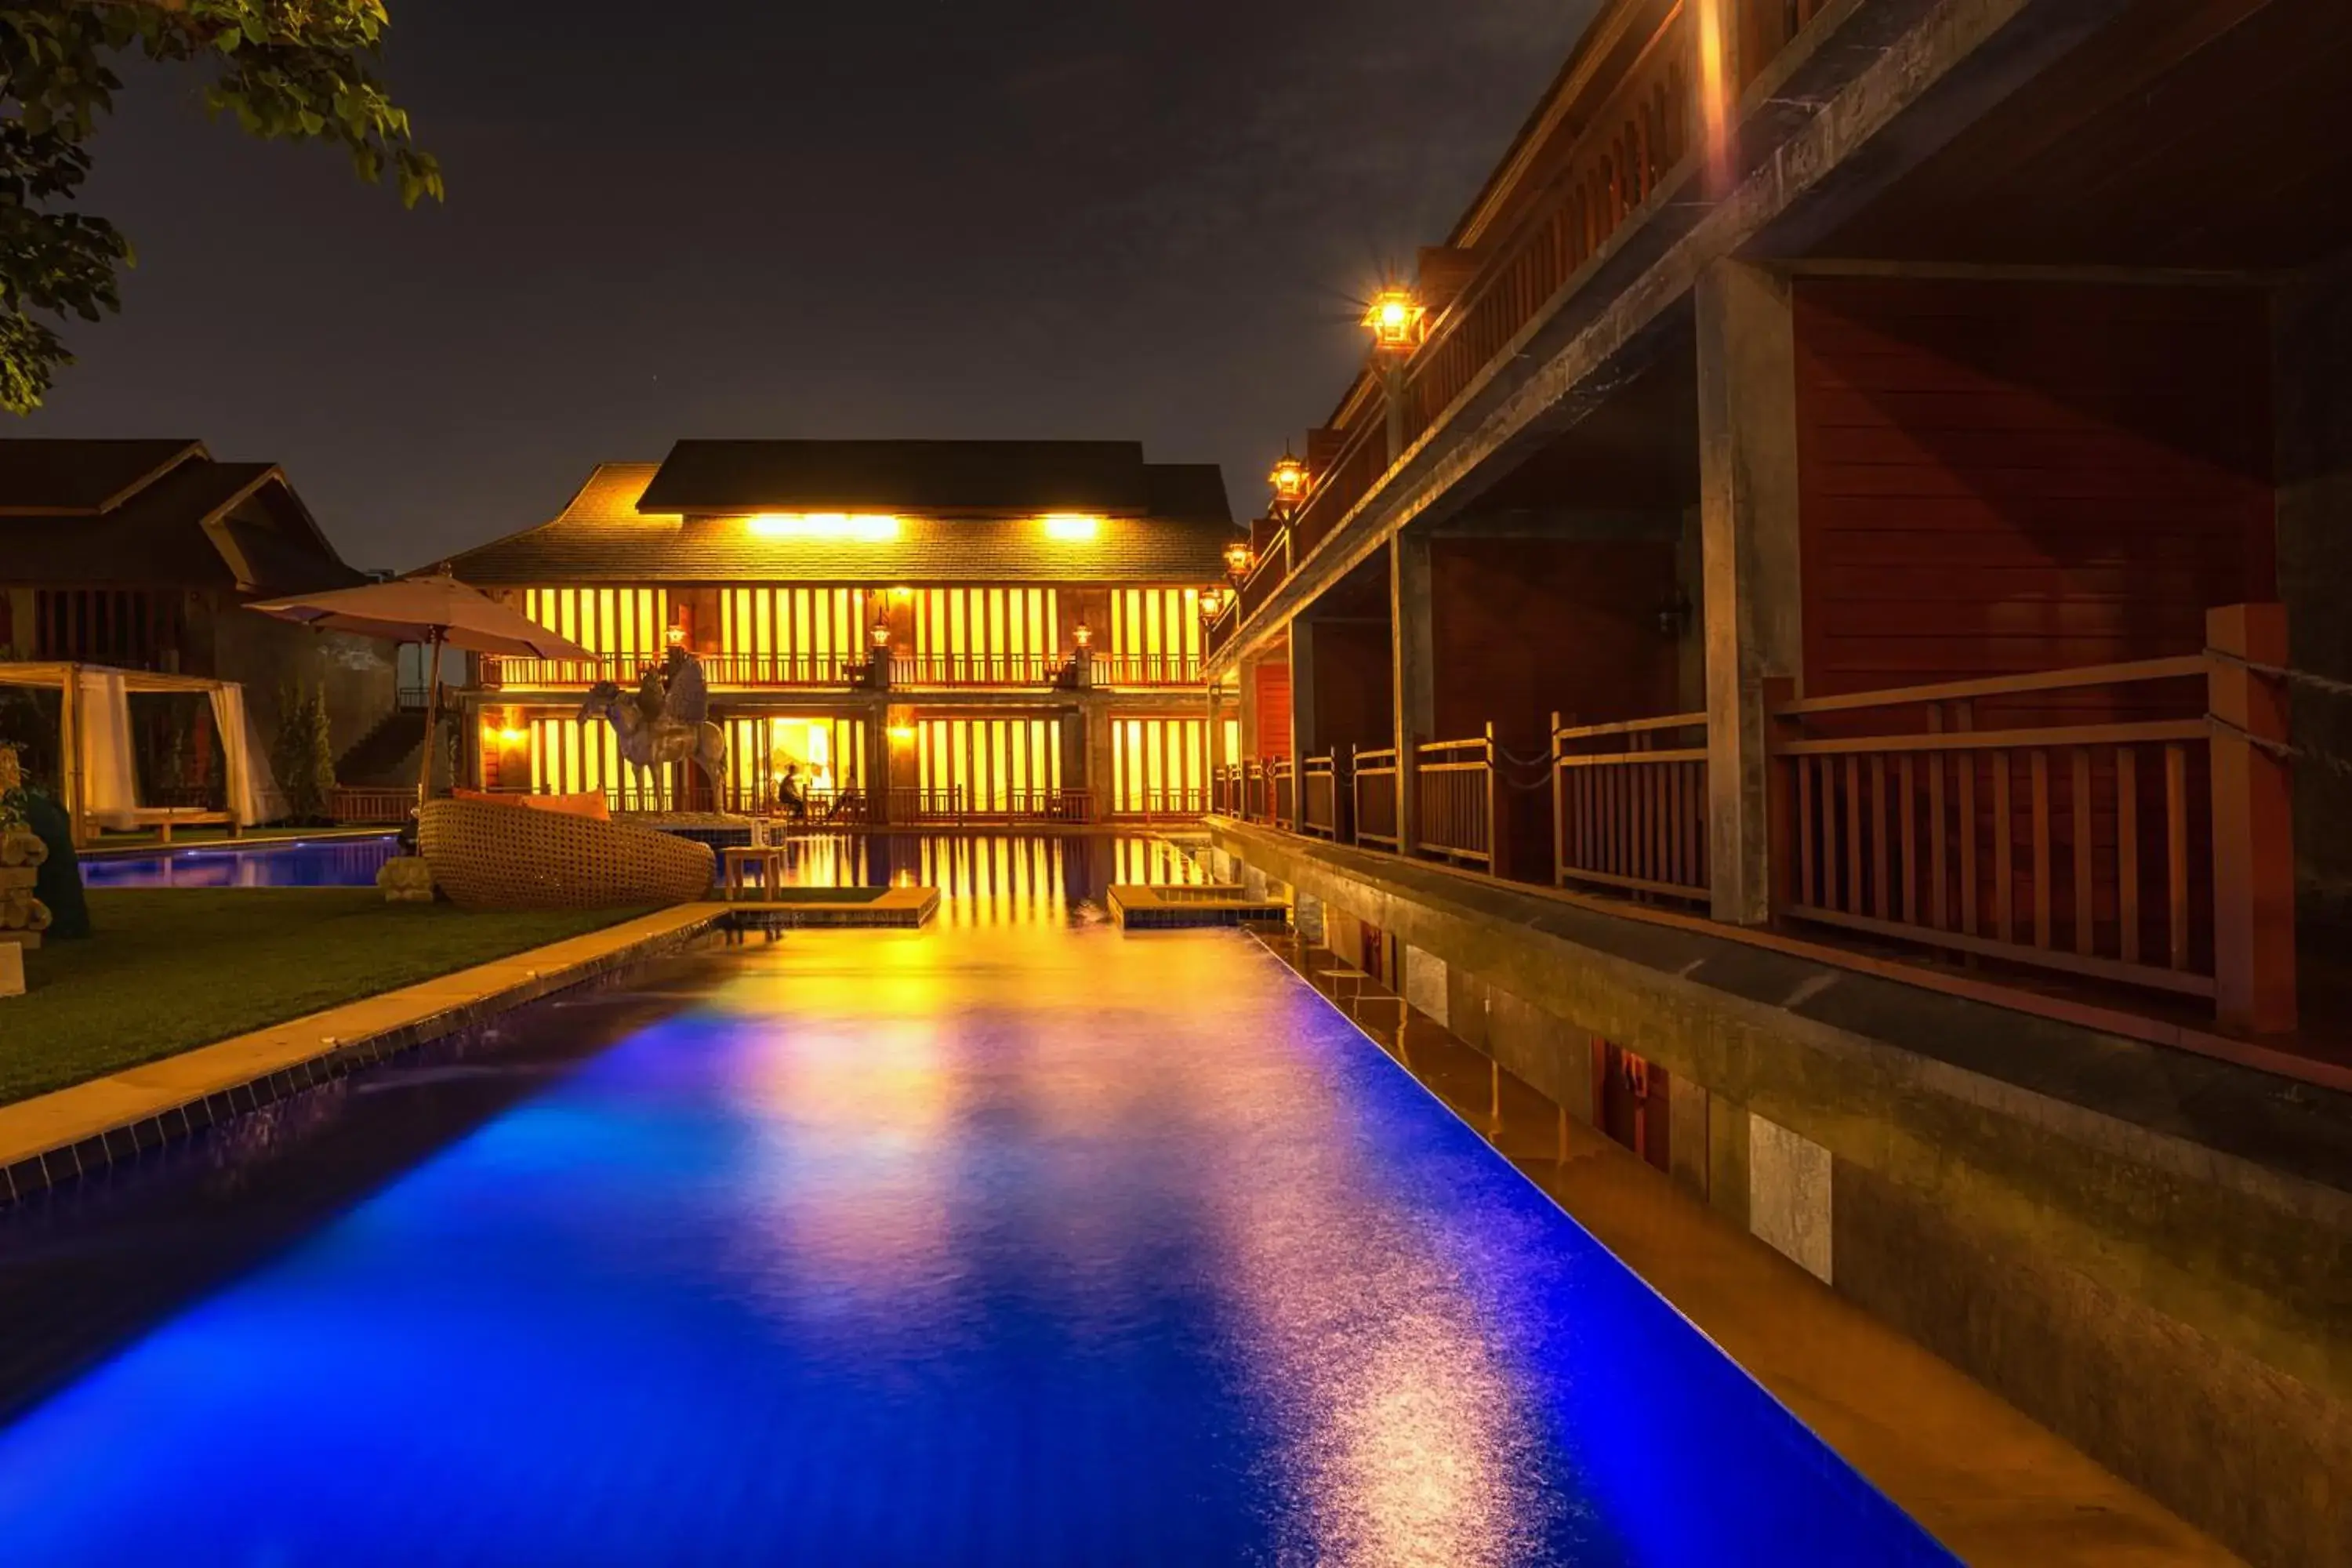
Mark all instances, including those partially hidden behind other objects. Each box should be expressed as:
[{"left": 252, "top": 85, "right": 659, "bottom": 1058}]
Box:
[{"left": 247, "top": 568, "right": 593, "bottom": 809}]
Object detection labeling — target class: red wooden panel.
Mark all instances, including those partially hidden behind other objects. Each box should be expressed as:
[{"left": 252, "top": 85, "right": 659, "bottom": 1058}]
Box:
[
  {"left": 1793, "top": 278, "right": 2274, "bottom": 704},
  {"left": 1254, "top": 660, "right": 1293, "bottom": 760}
]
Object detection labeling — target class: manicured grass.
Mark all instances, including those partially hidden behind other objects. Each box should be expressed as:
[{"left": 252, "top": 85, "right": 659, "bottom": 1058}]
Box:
[{"left": 4, "top": 891, "right": 658, "bottom": 1106}]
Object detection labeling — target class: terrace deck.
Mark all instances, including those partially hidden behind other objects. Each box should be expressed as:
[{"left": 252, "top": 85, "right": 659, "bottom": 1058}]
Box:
[{"left": 1107, "top": 884, "right": 1288, "bottom": 930}]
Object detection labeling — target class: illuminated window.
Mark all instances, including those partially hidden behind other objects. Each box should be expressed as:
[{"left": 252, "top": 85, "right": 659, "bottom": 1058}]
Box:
[
  {"left": 1111, "top": 717, "right": 1208, "bottom": 815},
  {"left": 718, "top": 587, "right": 867, "bottom": 678},
  {"left": 913, "top": 588, "right": 1060, "bottom": 675},
  {"left": 1106, "top": 588, "right": 1203, "bottom": 680},
  {"left": 917, "top": 717, "right": 1062, "bottom": 812},
  {"left": 521, "top": 587, "right": 669, "bottom": 659}
]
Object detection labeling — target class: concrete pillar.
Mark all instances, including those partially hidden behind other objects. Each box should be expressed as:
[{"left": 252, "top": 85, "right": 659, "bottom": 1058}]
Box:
[
  {"left": 2273, "top": 253, "right": 2352, "bottom": 907},
  {"left": 1289, "top": 619, "right": 1319, "bottom": 830},
  {"left": 1697, "top": 259, "right": 1806, "bottom": 926},
  {"left": 1082, "top": 700, "right": 1112, "bottom": 817},
  {"left": 1237, "top": 657, "right": 1261, "bottom": 760},
  {"left": 1400, "top": 943, "right": 1448, "bottom": 1026},
  {"left": 1390, "top": 529, "right": 1436, "bottom": 850}
]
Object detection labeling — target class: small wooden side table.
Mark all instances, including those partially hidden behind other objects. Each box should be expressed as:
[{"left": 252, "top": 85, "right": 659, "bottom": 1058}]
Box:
[{"left": 720, "top": 845, "right": 787, "bottom": 900}]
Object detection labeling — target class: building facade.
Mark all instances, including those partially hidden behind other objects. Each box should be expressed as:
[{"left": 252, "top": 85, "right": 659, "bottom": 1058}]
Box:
[
  {"left": 1194, "top": 2, "right": 2350, "bottom": 1563},
  {"left": 0, "top": 438, "right": 401, "bottom": 791},
  {"left": 445, "top": 439, "right": 1240, "bottom": 822}
]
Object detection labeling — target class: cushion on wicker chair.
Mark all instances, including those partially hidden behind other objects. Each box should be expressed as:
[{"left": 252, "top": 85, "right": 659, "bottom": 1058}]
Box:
[{"left": 419, "top": 798, "right": 714, "bottom": 910}]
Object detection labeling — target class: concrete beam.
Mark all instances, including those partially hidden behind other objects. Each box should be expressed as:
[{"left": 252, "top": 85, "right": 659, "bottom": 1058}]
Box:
[{"left": 1430, "top": 508, "right": 1689, "bottom": 541}]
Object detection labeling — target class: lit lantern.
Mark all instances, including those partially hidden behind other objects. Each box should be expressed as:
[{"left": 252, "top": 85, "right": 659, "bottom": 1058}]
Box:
[
  {"left": 1363, "top": 286, "right": 1425, "bottom": 354},
  {"left": 1223, "top": 539, "right": 1254, "bottom": 582},
  {"left": 1197, "top": 586, "right": 1227, "bottom": 622},
  {"left": 869, "top": 619, "right": 891, "bottom": 649},
  {"left": 1269, "top": 451, "right": 1308, "bottom": 512},
  {"left": 662, "top": 624, "right": 686, "bottom": 648},
  {"left": 1073, "top": 622, "right": 1093, "bottom": 649}
]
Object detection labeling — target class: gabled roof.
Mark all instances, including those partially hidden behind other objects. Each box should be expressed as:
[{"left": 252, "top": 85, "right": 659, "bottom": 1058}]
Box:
[
  {"left": 0, "top": 439, "right": 206, "bottom": 515},
  {"left": 635, "top": 439, "right": 1160, "bottom": 517},
  {"left": 447, "top": 459, "right": 1240, "bottom": 586},
  {"left": 0, "top": 439, "right": 366, "bottom": 595}
]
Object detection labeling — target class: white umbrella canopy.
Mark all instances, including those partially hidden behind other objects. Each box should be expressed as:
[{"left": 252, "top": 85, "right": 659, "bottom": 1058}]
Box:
[{"left": 247, "top": 569, "right": 594, "bottom": 810}]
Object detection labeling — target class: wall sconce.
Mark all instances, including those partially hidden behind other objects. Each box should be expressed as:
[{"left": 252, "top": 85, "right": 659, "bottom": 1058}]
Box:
[
  {"left": 1656, "top": 586, "right": 1693, "bottom": 639},
  {"left": 887, "top": 724, "right": 916, "bottom": 742},
  {"left": 1363, "top": 286, "right": 1425, "bottom": 354},
  {"left": 887, "top": 585, "right": 914, "bottom": 602},
  {"left": 1223, "top": 539, "right": 1254, "bottom": 583}
]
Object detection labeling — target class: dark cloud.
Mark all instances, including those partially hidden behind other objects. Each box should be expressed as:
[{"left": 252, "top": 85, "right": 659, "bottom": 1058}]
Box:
[{"left": 24, "top": 0, "right": 1594, "bottom": 569}]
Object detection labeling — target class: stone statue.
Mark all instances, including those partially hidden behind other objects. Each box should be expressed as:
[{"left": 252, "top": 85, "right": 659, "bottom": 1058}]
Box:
[{"left": 577, "top": 646, "right": 728, "bottom": 810}]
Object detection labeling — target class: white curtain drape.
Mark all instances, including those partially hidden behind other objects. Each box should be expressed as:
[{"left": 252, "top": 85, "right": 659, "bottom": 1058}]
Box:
[
  {"left": 76, "top": 670, "right": 139, "bottom": 831},
  {"left": 209, "top": 683, "right": 265, "bottom": 827}
]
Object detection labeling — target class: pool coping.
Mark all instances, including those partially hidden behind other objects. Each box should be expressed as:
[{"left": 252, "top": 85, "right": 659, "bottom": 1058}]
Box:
[
  {"left": 0, "top": 904, "right": 724, "bottom": 1207},
  {"left": 76, "top": 827, "right": 399, "bottom": 862}
]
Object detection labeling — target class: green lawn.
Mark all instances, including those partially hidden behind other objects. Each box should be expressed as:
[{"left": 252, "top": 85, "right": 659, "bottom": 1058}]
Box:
[{"left": 4, "top": 890, "right": 658, "bottom": 1106}]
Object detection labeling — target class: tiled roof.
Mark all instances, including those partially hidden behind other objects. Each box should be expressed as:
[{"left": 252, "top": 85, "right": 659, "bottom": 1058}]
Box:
[
  {"left": 0, "top": 438, "right": 205, "bottom": 515},
  {"left": 637, "top": 439, "right": 1158, "bottom": 517},
  {"left": 0, "top": 451, "right": 366, "bottom": 594},
  {"left": 447, "top": 461, "right": 1242, "bottom": 586}
]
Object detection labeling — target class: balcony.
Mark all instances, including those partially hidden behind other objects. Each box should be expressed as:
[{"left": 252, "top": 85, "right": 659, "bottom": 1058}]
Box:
[
  {"left": 1213, "top": 612, "right": 2313, "bottom": 1065},
  {"left": 477, "top": 648, "right": 1203, "bottom": 695}
]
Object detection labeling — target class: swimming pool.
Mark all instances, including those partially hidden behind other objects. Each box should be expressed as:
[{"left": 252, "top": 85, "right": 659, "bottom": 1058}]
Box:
[
  {"left": 82, "top": 833, "right": 402, "bottom": 888},
  {"left": 0, "top": 840, "right": 1952, "bottom": 1563}
]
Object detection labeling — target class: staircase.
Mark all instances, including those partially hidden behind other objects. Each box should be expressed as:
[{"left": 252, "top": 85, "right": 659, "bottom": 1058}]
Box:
[{"left": 337, "top": 710, "right": 429, "bottom": 788}]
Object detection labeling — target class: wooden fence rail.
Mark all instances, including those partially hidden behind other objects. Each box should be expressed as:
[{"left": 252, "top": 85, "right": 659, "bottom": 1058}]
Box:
[
  {"left": 1766, "top": 604, "right": 2295, "bottom": 1030},
  {"left": 1301, "top": 753, "right": 1344, "bottom": 840},
  {"left": 1412, "top": 728, "right": 1496, "bottom": 869},
  {"left": 1353, "top": 746, "right": 1399, "bottom": 848},
  {"left": 1553, "top": 710, "right": 1710, "bottom": 902}
]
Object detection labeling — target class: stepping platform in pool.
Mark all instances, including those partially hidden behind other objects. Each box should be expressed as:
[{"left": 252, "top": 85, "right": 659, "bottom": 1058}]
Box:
[
  {"left": 720, "top": 885, "right": 940, "bottom": 930},
  {"left": 1107, "top": 884, "right": 1288, "bottom": 929}
]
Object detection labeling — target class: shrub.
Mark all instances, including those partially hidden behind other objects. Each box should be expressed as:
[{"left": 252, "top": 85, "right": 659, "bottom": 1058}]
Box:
[{"left": 271, "top": 682, "right": 339, "bottom": 823}]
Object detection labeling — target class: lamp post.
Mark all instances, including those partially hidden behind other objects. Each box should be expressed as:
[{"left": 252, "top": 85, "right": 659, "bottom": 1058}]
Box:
[{"left": 1363, "top": 285, "right": 1425, "bottom": 466}]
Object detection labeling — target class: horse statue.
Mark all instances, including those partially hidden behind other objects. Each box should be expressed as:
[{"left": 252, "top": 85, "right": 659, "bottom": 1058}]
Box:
[{"left": 576, "top": 646, "right": 728, "bottom": 811}]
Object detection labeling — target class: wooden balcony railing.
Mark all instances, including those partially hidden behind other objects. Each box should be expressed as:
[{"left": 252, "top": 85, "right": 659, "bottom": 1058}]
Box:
[
  {"left": 480, "top": 651, "right": 868, "bottom": 690},
  {"left": 1766, "top": 606, "right": 2295, "bottom": 1028},
  {"left": 1243, "top": 760, "right": 1271, "bottom": 824},
  {"left": 1301, "top": 753, "right": 1345, "bottom": 840},
  {"left": 891, "top": 653, "right": 1068, "bottom": 688},
  {"left": 1353, "top": 746, "right": 1399, "bottom": 848},
  {"left": 1090, "top": 653, "right": 1203, "bottom": 688},
  {"left": 1412, "top": 730, "right": 1497, "bottom": 868},
  {"left": 1272, "top": 757, "right": 1296, "bottom": 830},
  {"left": 1211, "top": 764, "right": 1240, "bottom": 816},
  {"left": 1109, "top": 788, "right": 1210, "bottom": 819},
  {"left": 1553, "top": 711, "right": 1709, "bottom": 902}
]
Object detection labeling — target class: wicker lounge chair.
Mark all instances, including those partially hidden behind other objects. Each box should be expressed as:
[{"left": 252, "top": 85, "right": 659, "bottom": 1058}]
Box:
[{"left": 419, "top": 797, "right": 715, "bottom": 910}]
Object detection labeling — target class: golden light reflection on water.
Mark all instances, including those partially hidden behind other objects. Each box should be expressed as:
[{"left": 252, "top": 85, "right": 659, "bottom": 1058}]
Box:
[{"left": 720, "top": 836, "right": 1542, "bottom": 1561}]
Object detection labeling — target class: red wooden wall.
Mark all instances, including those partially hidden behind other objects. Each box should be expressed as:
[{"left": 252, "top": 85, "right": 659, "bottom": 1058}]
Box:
[
  {"left": 1253, "top": 659, "right": 1291, "bottom": 758},
  {"left": 1792, "top": 278, "right": 2274, "bottom": 700},
  {"left": 1431, "top": 537, "right": 1680, "bottom": 744},
  {"left": 1308, "top": 620, "right": 1394, "bottom": 757}
]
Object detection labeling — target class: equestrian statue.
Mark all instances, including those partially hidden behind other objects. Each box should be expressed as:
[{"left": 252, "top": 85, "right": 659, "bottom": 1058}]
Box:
[{"left": 577, "top": 646, "right": 728, "bottom": 811}]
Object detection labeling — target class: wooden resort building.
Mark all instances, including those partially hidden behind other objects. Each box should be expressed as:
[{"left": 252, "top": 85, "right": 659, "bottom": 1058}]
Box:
[
  {"left": 445, "top": 439, "right": 1239, "bottom": 822},
  {"left": 0, "top": 438, "right": 403, "bottom": 815},
  {"left": 1195, "top": 1, "right": 2352, "bottom": 1563}
]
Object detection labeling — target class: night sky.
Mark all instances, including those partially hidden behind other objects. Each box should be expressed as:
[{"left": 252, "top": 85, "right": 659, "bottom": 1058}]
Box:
[{"left": 24, "top": 2, "right": 1592, "bottom": 572}]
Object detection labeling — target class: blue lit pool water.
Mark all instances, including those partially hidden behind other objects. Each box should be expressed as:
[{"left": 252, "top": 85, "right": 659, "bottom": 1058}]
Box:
[
  {"left": 0, "top": 844, "right": 1953, "bottom": 1564},
  {"left": 82, "top": 833, "right": 401, "bottom": 888}
]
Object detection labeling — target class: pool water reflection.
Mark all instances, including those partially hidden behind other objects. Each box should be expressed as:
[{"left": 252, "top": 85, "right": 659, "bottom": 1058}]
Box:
[
  {"left": 82, "top": 833, "right": 401, "bottom": 889},
  {"left": 0, "top": 837, "right": 1951, "bottom": 1564}
]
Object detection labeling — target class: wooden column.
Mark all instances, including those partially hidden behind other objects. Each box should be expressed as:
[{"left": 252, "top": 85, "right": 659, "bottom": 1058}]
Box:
[
  {"left": 1697, "top": 259, "right": 1806, "bottom": 926},
  {"left": 2208, "top": 603, "right": 2297, "bottom": 1034},
  {"left": 1391, "top": 529, "right": 1436, "bottom": 852},
  {"left": 1289, "top": 619, "right": 1319, "bottom": 832}
]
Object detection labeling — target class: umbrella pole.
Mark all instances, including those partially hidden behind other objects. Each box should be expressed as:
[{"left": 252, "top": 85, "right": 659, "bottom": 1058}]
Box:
[{"left": 416, "top": 626, "right": 445, "bottom": 813}]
